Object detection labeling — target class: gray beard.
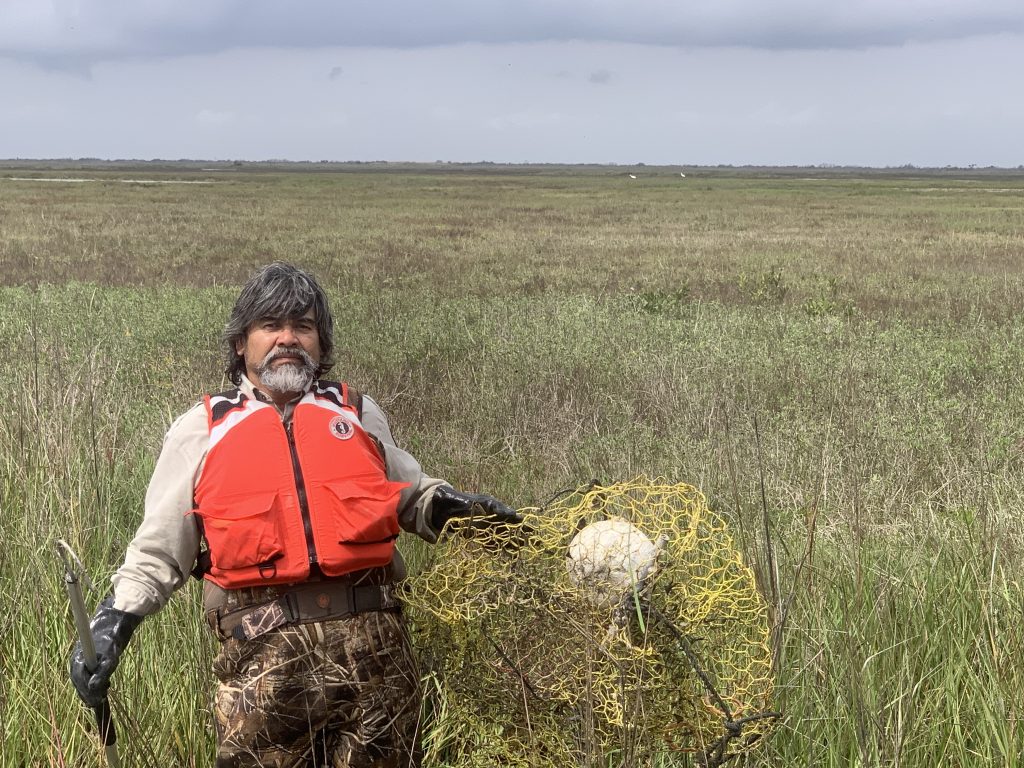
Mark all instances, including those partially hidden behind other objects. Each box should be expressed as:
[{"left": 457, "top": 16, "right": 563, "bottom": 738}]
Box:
[{"left": 256, "top": 348, "right": 316, "bottom": 395}]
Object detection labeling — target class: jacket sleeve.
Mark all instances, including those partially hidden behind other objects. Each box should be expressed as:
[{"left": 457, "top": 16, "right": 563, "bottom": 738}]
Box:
[
  {"left": 360, "top": 395, "right": 447, "bottom": 543},
  {"left": 110, "top": 403, "right": 206, "bottom": 616}
]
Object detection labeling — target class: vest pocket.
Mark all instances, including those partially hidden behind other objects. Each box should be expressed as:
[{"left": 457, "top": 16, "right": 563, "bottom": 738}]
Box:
[
  {"left": 199, "top": 492, "right": 285, "bottom": 572},
  {"left": 317, "top": 478, "right": 401, "bottom": 545}
]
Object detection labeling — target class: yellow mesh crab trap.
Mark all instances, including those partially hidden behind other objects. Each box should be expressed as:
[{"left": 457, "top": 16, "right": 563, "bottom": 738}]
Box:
[{"left": 404, "top": 478, "right": 779, "bottom": 767}]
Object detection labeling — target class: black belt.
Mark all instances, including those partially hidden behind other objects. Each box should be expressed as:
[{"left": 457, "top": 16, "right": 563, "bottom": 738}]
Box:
[{"left": 209, "top": 581, "right": 400, "bottom": 641}]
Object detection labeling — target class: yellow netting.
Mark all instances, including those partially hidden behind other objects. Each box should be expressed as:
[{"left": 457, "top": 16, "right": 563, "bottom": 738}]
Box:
[{"left": 405, "top": 478, "right": 778, "bottom": 766}]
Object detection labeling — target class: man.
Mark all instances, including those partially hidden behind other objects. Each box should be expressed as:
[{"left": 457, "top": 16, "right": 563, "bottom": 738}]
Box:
[{"left": 70, "top": 262, "right": 520, "bottom": 767}]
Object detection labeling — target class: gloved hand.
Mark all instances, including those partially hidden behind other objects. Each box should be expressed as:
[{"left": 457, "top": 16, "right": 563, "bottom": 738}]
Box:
[
  {"left": 430, "top": 485, "right": 523, "bottom": 532},
  {"left": 69, "top": 596, "right": 143, "bottom": 708}
]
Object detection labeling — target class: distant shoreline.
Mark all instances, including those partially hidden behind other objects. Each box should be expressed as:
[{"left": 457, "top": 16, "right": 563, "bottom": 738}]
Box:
[{"left": 1, "top": 158, "right": 1022, "bottom": 180}]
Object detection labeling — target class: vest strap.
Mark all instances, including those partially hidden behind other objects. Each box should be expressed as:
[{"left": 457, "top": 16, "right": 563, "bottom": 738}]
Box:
[
  {"left": 342, "top": 384, "right": 364, "bottom": 419},
  {"left": 191, "top": 547, "right": 211, "bottom": 580}
]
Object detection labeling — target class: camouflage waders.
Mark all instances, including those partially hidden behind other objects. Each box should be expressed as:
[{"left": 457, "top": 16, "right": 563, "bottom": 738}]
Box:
[{"left": 212, "top": 610, "right": 422, "bottom": 768}]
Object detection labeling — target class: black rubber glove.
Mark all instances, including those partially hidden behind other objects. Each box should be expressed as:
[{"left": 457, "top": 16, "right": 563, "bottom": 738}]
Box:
[
  {"left": 430, "top": 485, "right": 523, "bottom": 532},
  {"left": 69, "top": 596, "right": 143, "bottom": 708}
]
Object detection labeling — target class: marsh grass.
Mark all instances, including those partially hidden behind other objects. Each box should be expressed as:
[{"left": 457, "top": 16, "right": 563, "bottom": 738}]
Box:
[{"left": 1, "top": 167, "right": 1022, "bottom": 766}]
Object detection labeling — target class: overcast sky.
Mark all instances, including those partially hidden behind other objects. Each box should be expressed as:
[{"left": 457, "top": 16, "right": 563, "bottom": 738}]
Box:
[{"left": 2, "top": 1, "right": 1022, "bottom": 166}]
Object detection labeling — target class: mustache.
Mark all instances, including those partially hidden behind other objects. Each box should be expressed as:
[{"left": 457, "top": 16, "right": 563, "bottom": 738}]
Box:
[{"left": 260, "top": 346, "right": 316, "bottom": 368}]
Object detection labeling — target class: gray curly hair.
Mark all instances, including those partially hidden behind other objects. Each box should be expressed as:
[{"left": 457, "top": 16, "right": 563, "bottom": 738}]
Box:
[{"left": 223, "top": 262, "right": 335, "bottom": 385}]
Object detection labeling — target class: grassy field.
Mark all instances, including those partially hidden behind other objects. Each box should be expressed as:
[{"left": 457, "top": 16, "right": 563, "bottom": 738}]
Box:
[{"left": 1, "top": 165, "right": 1022, "bottom": 766}]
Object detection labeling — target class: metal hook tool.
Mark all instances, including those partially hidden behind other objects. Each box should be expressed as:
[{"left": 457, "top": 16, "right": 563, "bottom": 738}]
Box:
[{"left": 56, "top": 539, "right": 122, "bottom": 768}]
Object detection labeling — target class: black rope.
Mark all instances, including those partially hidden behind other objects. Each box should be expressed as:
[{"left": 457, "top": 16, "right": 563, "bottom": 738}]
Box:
[
  {"left": 536, "top": 478, "right": 602, "bottom": 511},
  {"left": 645, "top": 602, "right": 781, "bottom": 768},
  {"left": 479, "top": 624, "right": 546, "bottom": 703}
]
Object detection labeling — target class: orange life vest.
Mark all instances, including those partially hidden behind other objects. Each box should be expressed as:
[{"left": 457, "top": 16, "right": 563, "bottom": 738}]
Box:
[{"left": 192, "top": 382, "right": 409, "bottom": 589}]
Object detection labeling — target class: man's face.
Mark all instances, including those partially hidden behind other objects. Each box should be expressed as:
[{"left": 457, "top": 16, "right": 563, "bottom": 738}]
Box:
[{"left": 236, "top": 309, "right": 322, "bottom": 398}]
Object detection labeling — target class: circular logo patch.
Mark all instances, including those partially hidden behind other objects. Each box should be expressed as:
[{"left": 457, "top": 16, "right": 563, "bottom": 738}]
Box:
[{"left": 329, "top": 415, "right": 354, "bottom": 440}]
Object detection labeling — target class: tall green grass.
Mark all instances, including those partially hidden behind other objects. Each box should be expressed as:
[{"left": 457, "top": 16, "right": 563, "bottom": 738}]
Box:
[{"left": 1, "top": 168, "right": 1022, "bottom": 766}]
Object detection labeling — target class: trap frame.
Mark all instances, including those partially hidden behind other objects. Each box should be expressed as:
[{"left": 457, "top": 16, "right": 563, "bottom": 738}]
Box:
[{"left": 405, "top": 478, "right": 779, "bottom": 766}]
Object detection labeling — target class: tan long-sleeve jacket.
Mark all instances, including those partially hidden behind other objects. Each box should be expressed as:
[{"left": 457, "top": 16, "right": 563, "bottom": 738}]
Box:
[{"left": 111, "top": 375, "right": 446, "bottom": 615}]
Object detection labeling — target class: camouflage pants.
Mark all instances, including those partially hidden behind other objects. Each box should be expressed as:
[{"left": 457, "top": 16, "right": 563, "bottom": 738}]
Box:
[{"left": 212, "top": 609, "right": 422, "bottom": 768}]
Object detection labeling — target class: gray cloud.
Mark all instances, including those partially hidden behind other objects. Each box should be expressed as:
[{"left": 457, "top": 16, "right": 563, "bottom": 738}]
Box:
[
  {"left": 3, "top": 0, "right": 1024, "bottom": 67},
  {"left": 589, "top": 69, "right": 612, "bottom": 85},
  {"left": 328, "top": 65, "right": 343, "bottom": 81},
  {"left": 3, "top": 37, "right": 1022, "bottom": 166}
]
